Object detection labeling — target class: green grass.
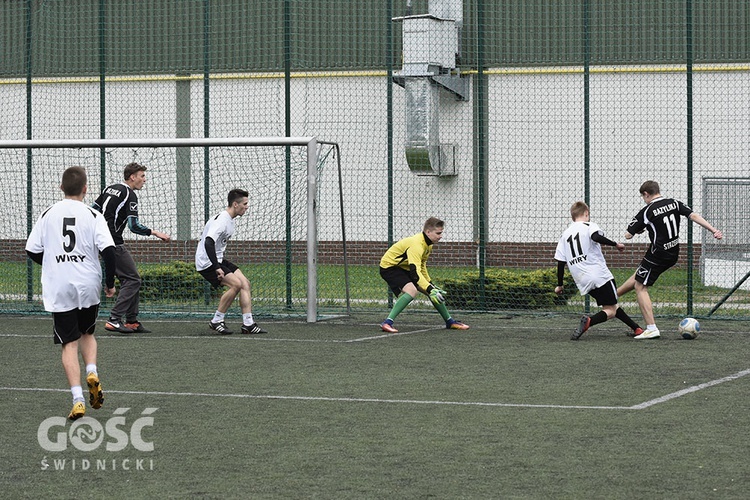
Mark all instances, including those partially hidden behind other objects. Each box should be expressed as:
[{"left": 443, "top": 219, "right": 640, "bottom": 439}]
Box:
[
  {"left": 1, "top": 313, "right": 749, "bottom": 498},
  {"left": 4, "top": 261, "right": 750, "bottom": 319}
]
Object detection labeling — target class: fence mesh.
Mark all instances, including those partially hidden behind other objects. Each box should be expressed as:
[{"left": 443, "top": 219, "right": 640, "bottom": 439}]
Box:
[{"left": 1, "top": 0, "right": 748, "bottom": 319}]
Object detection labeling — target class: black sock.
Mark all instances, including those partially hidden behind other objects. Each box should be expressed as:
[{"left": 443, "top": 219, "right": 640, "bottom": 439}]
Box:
[
  {"left": 615, "top": 307, "right": 640, "bottom": 330},
  {"left": 589, "top": 310, "right": 609, "bottom": 327}
]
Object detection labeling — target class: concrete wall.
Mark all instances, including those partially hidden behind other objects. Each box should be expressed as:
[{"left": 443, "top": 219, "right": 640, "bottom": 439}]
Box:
[{"left": 1, "top": 68, "right": 747, "bottom": 251}]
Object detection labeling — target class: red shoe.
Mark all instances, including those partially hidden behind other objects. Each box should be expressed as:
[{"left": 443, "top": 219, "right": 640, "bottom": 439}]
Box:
[
  {"left": 571, "top": 315, "right": 591, "bottom": 340},
  {"left": 630, "top": 327, "right": 644, "bottom": 338},
  {"left": 380, "top": 321, "right": 398, "bottom": 333}
]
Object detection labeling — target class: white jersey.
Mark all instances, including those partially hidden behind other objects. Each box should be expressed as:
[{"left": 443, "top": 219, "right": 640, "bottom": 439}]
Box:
[
  {"left": 554, "top": 221, "right": 614, "bottom": 295},
  {"left": 25, "top": 199, "right": 115, "bottom": 312},
  {"left": 195, "top": 210, "right": 235, "bottom": 271}
]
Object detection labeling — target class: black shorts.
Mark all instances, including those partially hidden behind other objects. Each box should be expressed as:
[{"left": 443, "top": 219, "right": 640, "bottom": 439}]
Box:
[
  {"left": 380, "top": 266, "right": 415, "bottom": 296},
  {"left": 199, "top": 259, "right": 240, "bottom": 288},
  {"left": 52, "top": 304, "right": 99, "bottom": 345},
  {"left": 588, "top": 279, "right": 618, "bottom": 307},
  {"left": 634, "top": 255, "right": 678, "bottom": 286}
]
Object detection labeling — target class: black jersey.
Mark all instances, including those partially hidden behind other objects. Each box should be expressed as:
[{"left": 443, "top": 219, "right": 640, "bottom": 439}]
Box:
[
  {"left": 92, "top": 183, "right": 151, "bottom": 245},
  {"left": 627, "top": 197, "right": 693, "bottom": 262}
]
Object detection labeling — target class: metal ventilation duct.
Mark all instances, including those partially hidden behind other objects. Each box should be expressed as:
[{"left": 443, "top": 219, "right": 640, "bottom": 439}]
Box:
[{"left": 394, "top": 0, "right": 465, "bottom": 176}]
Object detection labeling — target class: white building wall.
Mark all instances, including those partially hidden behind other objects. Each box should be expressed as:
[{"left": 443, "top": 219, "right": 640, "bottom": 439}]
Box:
[{"left": 1, "top": 69, "right": 747, "bottom": 245}]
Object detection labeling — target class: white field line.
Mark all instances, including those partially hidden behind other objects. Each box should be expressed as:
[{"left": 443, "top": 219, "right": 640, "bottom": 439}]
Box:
[
  {"left": 0, "top": 386, "right": 628, "bottom": 410},
  {"left": 2, "top": 368, "right": 748, "bottom": 410},
  {"left": 628, "top": 368, "right": 750, "bottom": 409},
  {"left": 344, "top": 326, "right": 442, "bottom": 342}
]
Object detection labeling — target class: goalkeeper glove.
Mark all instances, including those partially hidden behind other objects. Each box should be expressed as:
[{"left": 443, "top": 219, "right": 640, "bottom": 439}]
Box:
[{"left": 429, "top": 286, "right": 446, "bottom": 305}]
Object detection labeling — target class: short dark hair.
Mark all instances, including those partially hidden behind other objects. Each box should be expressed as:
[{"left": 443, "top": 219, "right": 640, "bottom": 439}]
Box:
[
  {"left": 227, "top": 189, "right": 249, "bottom": 207},
  {"left": 123, "top": 162, "right": 147, "bottom": 180},
  {"left": 570, "top": 201, "right": 589, "bottom": 220},
  {"left": 423, "top": 217, "right": 444, "bottom": 232},
  {"left": 61, "top": 166, "right": 87, "bottom": 196},
  {"left": 639, "top": 180, "right": 660, "bottom": 196}
]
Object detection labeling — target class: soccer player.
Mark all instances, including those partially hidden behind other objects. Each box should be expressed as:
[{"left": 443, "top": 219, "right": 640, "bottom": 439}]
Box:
[
  {"left": 92, "top": 162, "right": 170, "bottom": 334},
  {"left": 617, "top": 180, "right": 723, "bottom": 339},
  {"left": 26, "top": 166, "right": 117, "bottom": 420},
  {"left": 195, "top": 189, "right": 267, "bottom": 335},
  {"left": 554, "top": 201, "right": 643, "bottom": 340},
  {"left": 379, "top": 217, "right": 469, "bottom": 333}
]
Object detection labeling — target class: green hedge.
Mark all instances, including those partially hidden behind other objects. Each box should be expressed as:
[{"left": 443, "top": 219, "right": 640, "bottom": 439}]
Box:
[
  {"left": 136, "top": 262, "right": 578, "bottom": 311},
  {"left": 441, "top": 268, "right": 577, "bottom": 311},
  {"left": 139, "top": 261, "right": 219, "bottom": 301}
]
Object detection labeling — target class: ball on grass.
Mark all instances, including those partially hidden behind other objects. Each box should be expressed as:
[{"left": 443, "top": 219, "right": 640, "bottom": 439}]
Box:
[{"left": 678, "top": 317, "right": 700, "bottom": 340}]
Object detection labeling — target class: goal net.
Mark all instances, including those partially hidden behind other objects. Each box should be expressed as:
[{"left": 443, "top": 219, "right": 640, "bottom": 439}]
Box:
[{"left": 0, "top": 137, "right": 346, "bottom": 323}]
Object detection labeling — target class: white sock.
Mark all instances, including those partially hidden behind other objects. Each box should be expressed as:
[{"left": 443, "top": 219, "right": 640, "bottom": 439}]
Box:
[
  {"left": 85, "top": 364, "right": 97, "bottom": 376},
  {"left": 212, "top": 311, "right": 225, "bottom": 323},
  {"left": 243, "top": 313, "right": 255, "bottom": 326},
  {"left": 647, "top": 324, "right": 658, "bottom": 331},
  {"left": 71, "top": 385, "right": 84, "bottom": 402}
]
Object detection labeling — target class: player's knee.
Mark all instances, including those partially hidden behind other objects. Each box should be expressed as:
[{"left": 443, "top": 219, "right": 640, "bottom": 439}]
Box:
[{"left": 226, "top": 277, "right": 245, "bottom": 293}]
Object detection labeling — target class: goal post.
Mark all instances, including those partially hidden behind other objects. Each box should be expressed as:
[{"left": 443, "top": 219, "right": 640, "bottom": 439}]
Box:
[{"left": 0, "top": 137, "right": 344, "bottom": 323}]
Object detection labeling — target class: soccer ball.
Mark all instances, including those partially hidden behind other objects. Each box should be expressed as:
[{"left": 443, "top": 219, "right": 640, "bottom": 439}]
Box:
[{"left": 678, "top": 317, "right": 700, "bottom": 339}]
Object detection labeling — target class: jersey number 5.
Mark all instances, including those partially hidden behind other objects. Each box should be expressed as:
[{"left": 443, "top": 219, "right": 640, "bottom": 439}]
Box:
[{"left": 62, "top": 217, "right": 76, "bottom": 252}]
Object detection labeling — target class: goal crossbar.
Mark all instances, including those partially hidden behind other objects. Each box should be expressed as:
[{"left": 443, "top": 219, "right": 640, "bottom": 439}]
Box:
[
  {"left": 3, "top": 137, "right": 322, "bottom": 323},
  {"left": 0, "top": 137, "right": 317, "bottom": 149}
]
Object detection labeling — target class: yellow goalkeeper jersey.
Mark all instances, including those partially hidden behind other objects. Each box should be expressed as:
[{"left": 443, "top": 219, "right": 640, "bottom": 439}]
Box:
[{"left": 379, "top": 232, "right": 433, "bottom": 290}]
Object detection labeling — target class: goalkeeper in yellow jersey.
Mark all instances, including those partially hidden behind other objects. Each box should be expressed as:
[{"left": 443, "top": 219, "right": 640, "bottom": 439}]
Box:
[{"left": 379, "top": 217, "right": 469, "bottom": 333}]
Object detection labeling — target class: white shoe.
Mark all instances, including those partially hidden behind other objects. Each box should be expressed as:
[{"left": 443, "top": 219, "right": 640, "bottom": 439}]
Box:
[{"left": 634, "top": 328, "right": 660, "bottom": 339}]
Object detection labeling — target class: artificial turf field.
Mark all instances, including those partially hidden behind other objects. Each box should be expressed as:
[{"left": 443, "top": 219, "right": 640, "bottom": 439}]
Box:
[{"left": 1, "top": 312, "right": 749, "bottom": 499}]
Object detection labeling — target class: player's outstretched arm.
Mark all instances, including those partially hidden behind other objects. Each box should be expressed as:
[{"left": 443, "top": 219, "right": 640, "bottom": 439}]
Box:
[
  {"left": 151, "top": 229, "right": 171, "bottom": 242},
  {"left": 689, "top": 213, "right": 722, "bottom": 240},
  {"left": 590, "top": 230, "right": 625, "bottom": 250},
  {"left": 127, "top": 216, "right": 170, "bottom": 241}
]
